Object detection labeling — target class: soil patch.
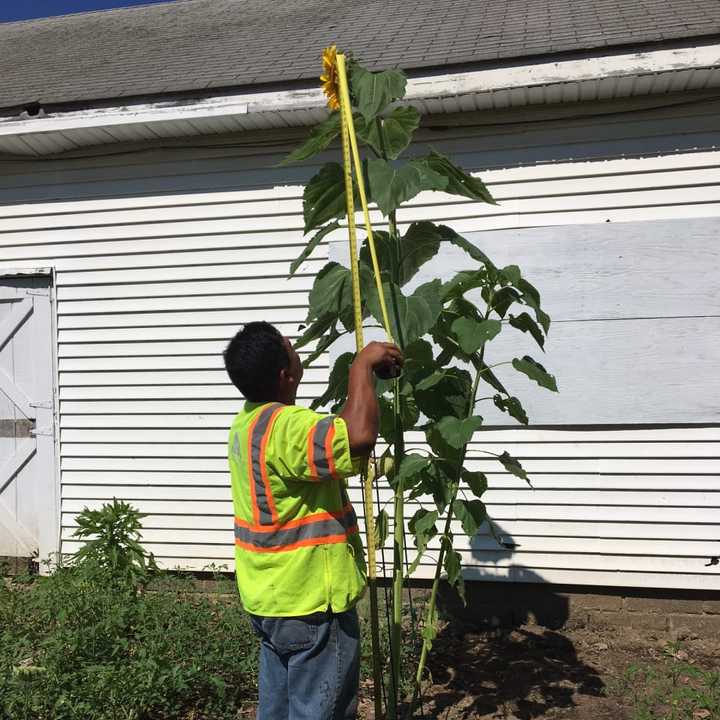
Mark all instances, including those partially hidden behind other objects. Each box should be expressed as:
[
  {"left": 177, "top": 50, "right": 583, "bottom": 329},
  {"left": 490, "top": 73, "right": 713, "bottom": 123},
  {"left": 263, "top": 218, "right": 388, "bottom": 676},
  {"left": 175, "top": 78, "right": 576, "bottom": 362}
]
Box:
[{"left": 359, "top": 619, "right": 720, "bottom": 719}]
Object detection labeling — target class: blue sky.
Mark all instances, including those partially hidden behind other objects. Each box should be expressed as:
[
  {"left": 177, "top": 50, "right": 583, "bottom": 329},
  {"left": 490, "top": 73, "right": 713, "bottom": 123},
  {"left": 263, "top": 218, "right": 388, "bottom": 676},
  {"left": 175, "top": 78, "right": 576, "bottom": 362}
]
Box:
[{"left": 0, "top": 1, "right": 175, "bottom": 23}]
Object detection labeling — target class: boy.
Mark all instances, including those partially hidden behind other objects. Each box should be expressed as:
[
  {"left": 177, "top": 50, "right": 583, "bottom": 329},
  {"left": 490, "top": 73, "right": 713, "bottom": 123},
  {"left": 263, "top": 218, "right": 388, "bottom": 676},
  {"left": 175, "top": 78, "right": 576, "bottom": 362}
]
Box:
[{"left": 224, "top": 321, "right": 402, "bottom": 720}]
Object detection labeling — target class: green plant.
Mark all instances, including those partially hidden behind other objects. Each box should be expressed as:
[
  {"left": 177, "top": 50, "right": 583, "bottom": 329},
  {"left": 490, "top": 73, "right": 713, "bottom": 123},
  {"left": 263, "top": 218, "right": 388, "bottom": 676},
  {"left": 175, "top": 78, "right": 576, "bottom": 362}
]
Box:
[
  {"left": 0, "top": 524, "right": 258, "bottom": 719},
  {"left": 72, "top": 498, "right": 158, "bottom": 589},
  {"left": 617, "top": 648, "right": 720, "bottom": 720},
  {"left": 283, "top": 52, "right": 558, "bottom": 715}
]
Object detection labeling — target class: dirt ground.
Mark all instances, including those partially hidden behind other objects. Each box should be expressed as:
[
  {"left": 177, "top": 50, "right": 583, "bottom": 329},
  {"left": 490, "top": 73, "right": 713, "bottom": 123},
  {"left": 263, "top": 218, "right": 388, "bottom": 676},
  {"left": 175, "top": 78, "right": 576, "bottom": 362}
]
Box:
[{"left": 358, "top": 618, "right": 720, "bottom": 720}]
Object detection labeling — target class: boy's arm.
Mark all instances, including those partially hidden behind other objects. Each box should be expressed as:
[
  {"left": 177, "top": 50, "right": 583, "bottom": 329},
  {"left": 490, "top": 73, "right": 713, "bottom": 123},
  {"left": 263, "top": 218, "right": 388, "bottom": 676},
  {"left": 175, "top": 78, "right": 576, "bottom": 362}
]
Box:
[{"left": 339, "top": 342, "right": 403, "bottom": 457}]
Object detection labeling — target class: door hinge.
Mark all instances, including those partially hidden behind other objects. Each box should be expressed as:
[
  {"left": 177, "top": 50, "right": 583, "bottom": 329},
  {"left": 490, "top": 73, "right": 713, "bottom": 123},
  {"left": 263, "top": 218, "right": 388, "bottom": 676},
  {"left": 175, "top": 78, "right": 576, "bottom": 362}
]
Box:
[
  {"left": 30, "top": 426, "right": 53, "bottom": 437},
  {"left": 29, "top": 400, "right": 53, "bottom": 409}
]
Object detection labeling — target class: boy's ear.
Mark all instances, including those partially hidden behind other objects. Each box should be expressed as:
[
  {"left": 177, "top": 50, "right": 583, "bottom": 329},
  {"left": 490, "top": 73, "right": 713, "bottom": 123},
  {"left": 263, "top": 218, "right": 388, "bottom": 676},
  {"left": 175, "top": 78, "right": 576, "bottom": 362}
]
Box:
[{"left": 278, "top": 366, "right": 295, "bottom": 386}]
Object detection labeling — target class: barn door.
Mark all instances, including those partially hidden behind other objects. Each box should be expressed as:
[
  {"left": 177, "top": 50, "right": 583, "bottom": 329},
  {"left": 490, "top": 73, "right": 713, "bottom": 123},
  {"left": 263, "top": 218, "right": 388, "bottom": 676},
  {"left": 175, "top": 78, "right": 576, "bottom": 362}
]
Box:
[{"left": 0, "top": 274, "right": 57, "bottom": 565}]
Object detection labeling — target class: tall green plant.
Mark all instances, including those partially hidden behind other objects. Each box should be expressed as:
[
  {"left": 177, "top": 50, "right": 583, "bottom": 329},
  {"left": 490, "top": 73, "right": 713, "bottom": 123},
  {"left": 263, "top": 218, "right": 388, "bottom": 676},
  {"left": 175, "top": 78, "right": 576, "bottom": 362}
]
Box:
[{"left": 283, "top": 55, "right": 557, "bottom": 715}]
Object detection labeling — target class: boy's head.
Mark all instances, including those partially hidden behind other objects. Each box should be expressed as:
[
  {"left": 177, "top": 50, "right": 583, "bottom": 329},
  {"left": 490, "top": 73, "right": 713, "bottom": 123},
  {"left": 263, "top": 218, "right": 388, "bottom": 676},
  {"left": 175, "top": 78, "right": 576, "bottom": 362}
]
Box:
[{"left": 223, "top": 321, "right": 303, "bottom": 402}]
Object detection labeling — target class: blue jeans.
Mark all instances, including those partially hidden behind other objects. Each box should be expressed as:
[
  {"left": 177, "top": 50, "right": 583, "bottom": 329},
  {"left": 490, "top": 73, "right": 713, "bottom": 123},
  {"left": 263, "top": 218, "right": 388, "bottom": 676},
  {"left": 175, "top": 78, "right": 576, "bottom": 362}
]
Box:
[{"left": 249, "top": 607, "right": 360, "bottom": 720}]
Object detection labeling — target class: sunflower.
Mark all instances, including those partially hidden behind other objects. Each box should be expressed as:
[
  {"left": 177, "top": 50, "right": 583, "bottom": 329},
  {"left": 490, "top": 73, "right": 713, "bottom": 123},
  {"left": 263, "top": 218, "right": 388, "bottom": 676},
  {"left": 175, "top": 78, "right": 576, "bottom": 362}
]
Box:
[{"left": 320, "top": 44, "right": 340, "bottom": 111}]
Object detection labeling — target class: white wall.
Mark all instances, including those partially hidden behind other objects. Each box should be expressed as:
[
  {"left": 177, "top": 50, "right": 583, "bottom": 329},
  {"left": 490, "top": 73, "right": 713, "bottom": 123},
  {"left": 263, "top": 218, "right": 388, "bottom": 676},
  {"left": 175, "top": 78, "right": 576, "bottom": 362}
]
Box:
[{"left": 0, "top": 95, "right": 718, "bottom": 589}]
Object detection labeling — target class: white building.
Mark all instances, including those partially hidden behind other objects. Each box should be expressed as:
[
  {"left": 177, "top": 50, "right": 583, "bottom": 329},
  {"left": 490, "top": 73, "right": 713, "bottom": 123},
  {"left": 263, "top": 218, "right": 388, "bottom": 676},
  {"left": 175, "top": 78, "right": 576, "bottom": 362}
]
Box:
[{"left": 1, "top": 0, "right": 719, "bottom": 592}]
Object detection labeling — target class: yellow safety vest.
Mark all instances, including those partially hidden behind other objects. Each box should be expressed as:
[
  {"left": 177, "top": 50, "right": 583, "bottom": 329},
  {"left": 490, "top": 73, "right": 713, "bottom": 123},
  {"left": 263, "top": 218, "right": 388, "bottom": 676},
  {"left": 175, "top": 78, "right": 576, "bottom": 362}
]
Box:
[{"left": 228, "top": 401, "right": 366, "bottom": 616}]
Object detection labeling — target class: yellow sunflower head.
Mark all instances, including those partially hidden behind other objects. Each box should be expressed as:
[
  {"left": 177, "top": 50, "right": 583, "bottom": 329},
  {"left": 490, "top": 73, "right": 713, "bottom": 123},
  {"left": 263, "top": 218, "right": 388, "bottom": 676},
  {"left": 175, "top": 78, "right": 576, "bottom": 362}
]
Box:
[{"left": 320, "top": 44, "right": 340, "bottom": 111}]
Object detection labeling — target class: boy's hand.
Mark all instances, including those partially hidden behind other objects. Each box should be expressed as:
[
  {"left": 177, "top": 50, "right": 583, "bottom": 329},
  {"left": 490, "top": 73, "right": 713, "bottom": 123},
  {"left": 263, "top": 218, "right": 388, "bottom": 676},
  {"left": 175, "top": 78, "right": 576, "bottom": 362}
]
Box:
[{"left": 354, "top": 342, "right": 404, "bottom": 379}]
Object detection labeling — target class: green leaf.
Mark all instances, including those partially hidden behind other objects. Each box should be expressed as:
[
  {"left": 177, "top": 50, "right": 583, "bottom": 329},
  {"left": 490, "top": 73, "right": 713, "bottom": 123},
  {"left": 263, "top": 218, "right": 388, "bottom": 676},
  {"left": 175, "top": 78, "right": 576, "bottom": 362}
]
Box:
[
  {"left": 451, "top": 317, "right": 502, "bottom": 354},
  {"left": 491, "top": 286, "right": 521, "bottom": 317},
  {"left": 461, "top": 470, "right": 488, "bottom": 498},
  {"left": 374, "top": 509, "right": 389, "bottom": 547},
  {"left": 294, "top": 314, "right": 334, "bottom": 349},
  {"left": 443, "top": 539, "right": 465, "bottom": 603},
  {"left": 493, "top": 394, "right": 529, "bottom": 425},
  {"left": 442, "top": 225, "right": 497, "bottom": 270},
  {"left": 307, "top": 261, "right": 353, "bottom": 323},
  {"left": 399, "top": 381, "right": 419, "bottom": 430},
  {"left": 366, "top": 158, "right": 447, "bottom": 216},
  {"left": 396, "top": 454, "right": 430, "bottom": 488},
  {"left": 508, "top": 312, "right": 545, "bottom": 350},
  {"left": 356, "top": 106, "right": 420, "bottom": 159},
  {"left": 366, "top": 279, "right": 443, "bottom": 345},
  {"left": 303, "top": 163, "right": 349, "bottom": 233},
  {"left": 397, "top": 222, "right": 443, "bottom": 286},
  {"left": 437, "top": 415, "right": 483, "bottom": 449},
  {"left": 289, "top": 221, "right": 340, "bottom": 277},
  {"left": 350, "top": 65, "right": 407, "bottom": 122},
  {"left": 452, "top": 498, "right": 486, "bottom": 537},
  {"left": 442, "top": 269, "right": 488, "bottom": 301},
  {"left": 498, "top": 450, "right": 531, "bottom": 485},
  {"left": 425, "top": 151, "right": 496, "bottom": 204},
  {"left": 411, "top": 455, "right": 456, "bottom": 512},
  {"left": 359, "top": 222, "right": 442, "bottom": 288},
  {"left": 280, "top": 113, "right": 341, "bottom": 165},
  {"left": 311, "top": 352, "right": 353, "bottom": 410},
  {"left": 408, "top": 508, "right": 438, "bottom": 574},
  {"left": 512, "top": 355, "right": 558, "bottom": 392},
  {"left": 402, "top": 338, "right": 435, "bottom": 390},
  {"left": 301, "top": 324, "right": 340, "bottom": 368},
  {"left": 415, "top": 367, "right": 472, "bottom": 421},
  {"left": 517, "top": 278, "right": 550, "bottom": 333},
  {"left": 500, "top": 265, "right": 521, "bottom": 286}
]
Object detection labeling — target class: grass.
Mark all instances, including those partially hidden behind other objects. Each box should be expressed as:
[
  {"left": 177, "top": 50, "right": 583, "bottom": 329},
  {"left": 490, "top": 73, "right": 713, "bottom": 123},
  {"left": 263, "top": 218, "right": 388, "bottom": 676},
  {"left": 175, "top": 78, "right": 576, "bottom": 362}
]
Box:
[
  {"left": 0, "top": 566, "right": 258, "bottom": 720},
  {"left": 615, "top": 642, "right": 720, "bottom": 720}
]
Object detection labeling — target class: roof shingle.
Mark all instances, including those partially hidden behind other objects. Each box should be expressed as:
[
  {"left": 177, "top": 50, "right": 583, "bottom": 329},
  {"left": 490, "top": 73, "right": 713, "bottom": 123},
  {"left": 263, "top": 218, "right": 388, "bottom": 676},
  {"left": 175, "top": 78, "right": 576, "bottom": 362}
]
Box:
[{"left": 1, "top": 0, "right": 719, "bottom": 111}]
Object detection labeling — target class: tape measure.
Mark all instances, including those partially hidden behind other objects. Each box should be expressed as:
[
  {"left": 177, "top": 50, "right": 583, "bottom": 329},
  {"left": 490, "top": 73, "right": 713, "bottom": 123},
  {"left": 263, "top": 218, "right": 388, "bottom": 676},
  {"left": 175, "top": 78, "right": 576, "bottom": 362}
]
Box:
[{"left": 335, "top": 53, "right": 394, "bottom": 344}]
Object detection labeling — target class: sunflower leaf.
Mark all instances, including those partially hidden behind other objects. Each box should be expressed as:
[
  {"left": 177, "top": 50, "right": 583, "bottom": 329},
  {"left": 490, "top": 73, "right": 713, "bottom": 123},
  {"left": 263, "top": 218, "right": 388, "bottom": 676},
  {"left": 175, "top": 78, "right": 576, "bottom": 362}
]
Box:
[
  {"left": 350, "top": 65, "right": 407, "bottom": 122},
  {"left": 367, "top": 158, "right": 447, "bottom": 216},
  {"left": 303, "top": 163, "right": 350, "bottom": 233},
  {"left": 424, "top": 151, "right": 496, "bottom": 205},
  {"left": 279, "top": 113, "right": 341, "bottom": 165},
  {"left": 356, "top": 107, "right": 420, "bottom": 160},
  {"left": 289, "top": 221, "right": 340, "bottom": 277},
  {"left": 512, "top": 356, "right": 558, "bottom": 392}
]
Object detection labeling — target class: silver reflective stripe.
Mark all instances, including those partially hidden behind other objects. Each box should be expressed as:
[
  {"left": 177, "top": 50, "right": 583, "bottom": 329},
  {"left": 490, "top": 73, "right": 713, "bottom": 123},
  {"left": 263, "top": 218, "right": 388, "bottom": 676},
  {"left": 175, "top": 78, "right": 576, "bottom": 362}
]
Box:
[
  {"left": 250, "top": 403, "right": 283, "bottom": 526},
  {"left": 235, "top": 507, "right": 358, "bottom": 550},
  {"left": 312, "top": 415, "right": 335, "bottom": 479},
  {"left": 231, "top": 432, "right": 241, "bottom": 458}
]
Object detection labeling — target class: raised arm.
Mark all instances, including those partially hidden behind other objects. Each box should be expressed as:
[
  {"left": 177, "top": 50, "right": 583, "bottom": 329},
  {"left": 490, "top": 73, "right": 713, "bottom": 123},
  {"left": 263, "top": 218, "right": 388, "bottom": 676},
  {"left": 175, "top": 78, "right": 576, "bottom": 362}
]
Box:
[{"left": 339, "top": 342, "right": 404, "bottom": 457}]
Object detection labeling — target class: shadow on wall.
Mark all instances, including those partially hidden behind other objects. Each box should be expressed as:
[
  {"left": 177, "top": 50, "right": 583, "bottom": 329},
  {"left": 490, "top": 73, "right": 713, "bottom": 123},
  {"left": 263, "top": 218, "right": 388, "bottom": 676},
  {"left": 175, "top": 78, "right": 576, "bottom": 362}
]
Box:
[
  {"left": 438, "top": 521, "right": 570, "bottom": 629},
  {"left": 419, "top": 523, "right": 605, "bottom": 719}
]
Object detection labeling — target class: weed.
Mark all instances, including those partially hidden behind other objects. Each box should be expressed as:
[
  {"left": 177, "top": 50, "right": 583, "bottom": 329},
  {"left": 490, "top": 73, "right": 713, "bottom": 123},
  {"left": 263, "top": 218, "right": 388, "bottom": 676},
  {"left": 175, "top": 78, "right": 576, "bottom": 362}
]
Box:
[{"left": 618, "top": 644, "right": 720, "bottom": 720}]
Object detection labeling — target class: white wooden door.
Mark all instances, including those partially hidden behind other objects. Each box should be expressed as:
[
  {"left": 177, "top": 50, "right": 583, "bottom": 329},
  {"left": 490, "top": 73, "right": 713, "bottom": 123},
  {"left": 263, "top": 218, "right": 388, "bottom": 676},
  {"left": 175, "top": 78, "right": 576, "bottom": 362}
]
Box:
[{"left": 0, "top": 274, "right": 57, "bottom": 564}]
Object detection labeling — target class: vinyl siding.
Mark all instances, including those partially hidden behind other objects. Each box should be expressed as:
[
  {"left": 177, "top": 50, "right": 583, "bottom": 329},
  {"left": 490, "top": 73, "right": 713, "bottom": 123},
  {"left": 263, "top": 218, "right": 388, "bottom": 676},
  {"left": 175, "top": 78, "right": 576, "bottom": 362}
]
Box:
[{"left": 0, "top": 96, "right": 718, "bottom": 589}]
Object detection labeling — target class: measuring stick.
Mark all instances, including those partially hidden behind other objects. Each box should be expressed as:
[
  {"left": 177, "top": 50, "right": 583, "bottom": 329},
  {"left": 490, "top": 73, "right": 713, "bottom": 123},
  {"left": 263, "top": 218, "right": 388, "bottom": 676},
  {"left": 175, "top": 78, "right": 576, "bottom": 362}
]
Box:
[{"left": 336, "top": 51, "right": 388, "bottom": 720}]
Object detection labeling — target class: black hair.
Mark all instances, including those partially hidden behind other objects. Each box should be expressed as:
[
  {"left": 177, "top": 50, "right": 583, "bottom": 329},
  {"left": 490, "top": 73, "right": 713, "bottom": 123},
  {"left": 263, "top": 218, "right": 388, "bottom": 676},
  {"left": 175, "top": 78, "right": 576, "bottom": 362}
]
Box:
[{"left": 223, "top": 321, "right": 290, "bottom": 401}]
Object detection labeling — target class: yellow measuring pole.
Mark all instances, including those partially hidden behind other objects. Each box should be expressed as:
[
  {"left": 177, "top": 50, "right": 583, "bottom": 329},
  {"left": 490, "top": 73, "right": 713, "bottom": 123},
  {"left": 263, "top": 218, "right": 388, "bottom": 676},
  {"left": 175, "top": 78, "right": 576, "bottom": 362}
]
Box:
[
  {"left": 335, "top": 53, "right": 394, "bottom": 343},
  {"left": 335, "top": 51, "right": 390, "bottom": 719}
]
